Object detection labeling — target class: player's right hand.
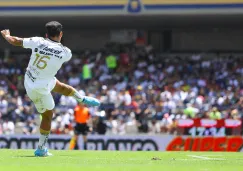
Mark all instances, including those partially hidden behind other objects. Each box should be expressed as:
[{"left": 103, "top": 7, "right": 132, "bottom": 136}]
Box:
[{"left": 1, "top": 29, "right": 10, "bottom": 37}]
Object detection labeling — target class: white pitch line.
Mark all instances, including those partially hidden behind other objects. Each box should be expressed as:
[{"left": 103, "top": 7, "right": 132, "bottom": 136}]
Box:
[
  {"left": 188, "top": 155, "right": 211, "bottom": 160},
  {"left": 176, "top": 158, "right": 203, "bottom": 161},
  {"left": 187, "top": 155, "right": 225, "bottom": 161},
  {"left": 201, "top": 154, "right": 223, "bottom": 157}
]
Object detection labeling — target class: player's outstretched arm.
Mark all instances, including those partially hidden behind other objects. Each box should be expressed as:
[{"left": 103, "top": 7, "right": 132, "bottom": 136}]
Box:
[{"left": 1, "top": 29, "right": 23, "bottom": 46}]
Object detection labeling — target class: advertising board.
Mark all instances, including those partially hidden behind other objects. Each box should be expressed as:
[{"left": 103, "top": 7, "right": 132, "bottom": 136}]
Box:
[{"left": 0, "top": 135, "right": 242, "bottom": 152}]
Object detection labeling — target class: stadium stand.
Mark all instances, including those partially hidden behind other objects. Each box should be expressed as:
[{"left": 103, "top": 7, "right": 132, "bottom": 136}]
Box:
[{"left": 1, "top": 44, "right": 243, "bottom": 135}]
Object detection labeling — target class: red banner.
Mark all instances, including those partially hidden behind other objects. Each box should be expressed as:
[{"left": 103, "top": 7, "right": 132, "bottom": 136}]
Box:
[{"left": 166, "top": 136, "right": 243, "bottom": 152}]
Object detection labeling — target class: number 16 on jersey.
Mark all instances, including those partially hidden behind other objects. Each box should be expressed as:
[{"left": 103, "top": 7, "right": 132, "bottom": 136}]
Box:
[{"left": 33, "top": 53, "right": 50, "bottom": 70}]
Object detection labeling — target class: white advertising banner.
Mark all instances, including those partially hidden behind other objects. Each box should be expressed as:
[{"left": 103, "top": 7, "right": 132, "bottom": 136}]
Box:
[{"left": 0, "top": 135, "right": 242, "bottom": 152}]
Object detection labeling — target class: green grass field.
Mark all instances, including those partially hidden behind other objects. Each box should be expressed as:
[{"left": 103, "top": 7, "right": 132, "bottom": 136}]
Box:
[{"left": 0, "top": 150, "right": 243, "bottom": 171}]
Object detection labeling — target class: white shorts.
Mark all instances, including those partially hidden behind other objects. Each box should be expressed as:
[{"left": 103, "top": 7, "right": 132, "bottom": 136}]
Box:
[{"left": 24, "top": 76, "right": 56, "bottom": 113}]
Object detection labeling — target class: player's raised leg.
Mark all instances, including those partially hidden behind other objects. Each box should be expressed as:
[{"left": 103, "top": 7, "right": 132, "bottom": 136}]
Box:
[
  {"left": 34, "top": 110, "right": 53, "bottom": 157},
  {"left": 52, "top": 79, "right": 100, "bottom": 106}
]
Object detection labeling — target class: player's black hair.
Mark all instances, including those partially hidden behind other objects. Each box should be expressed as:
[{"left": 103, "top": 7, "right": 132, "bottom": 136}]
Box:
[{"left": 45, "top": 21, "right": 63, "bottom": 37}]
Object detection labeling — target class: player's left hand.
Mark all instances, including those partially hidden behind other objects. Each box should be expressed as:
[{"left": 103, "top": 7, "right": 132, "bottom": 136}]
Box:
[{"left": 1, "top": 29, "right": 10, "bottom": 38}]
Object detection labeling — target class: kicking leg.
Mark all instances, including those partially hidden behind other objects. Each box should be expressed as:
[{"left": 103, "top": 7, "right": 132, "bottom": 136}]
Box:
[{"left": 52, "top": 79, "right": 100, "bottom": 106}]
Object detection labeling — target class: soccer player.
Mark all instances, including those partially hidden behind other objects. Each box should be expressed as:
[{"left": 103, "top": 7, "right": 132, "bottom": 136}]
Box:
[
  {"left": 1, "top": 21, "right": 100, "bottom": 157},
  {"left": 69, "top": 103, "right": 91, "bottom": 150}
]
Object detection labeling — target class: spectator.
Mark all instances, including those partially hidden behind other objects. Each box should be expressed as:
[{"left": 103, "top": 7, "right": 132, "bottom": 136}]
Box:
[
  {"left": 160, "top": 113, "right": 173, "bottom": 133},
  {"left": 119, "top": 50, "right": 130, "bottom": 73},
  {"left": 183, "top": 104, "right": 199, "bottom": 118},
  {"left": 0, "top": 95, "right": 8, "bottom": 116},
  {"left": 106, "top": 53, "right": 117, "bottom": 74},
  {"left": 117, "top": 119, "right": 126, "bottom": 135},
  {"left": 68, "top": 73, "right": 80, "bottom": 87},
  {"left": 22, "top": 119, "right": 37, "bottom": 135},
  {"left": 0, "top": 123, "right": 2, "bottom": 135},
  {"left": 82, "top": 60, "right": 94, "bottom": 85},
  {"left": 148, "top": 119, "right": 161, "bottom": 134},
  {"left": 2, "top": 119, "right": 15, "bottom": 135},
  {"left": 209, "top": 107, "right": 222, "bottom": 120},
  {"left": 51, "top": 116, "right": 65, "bottom": 134},
  {"left": 124, "top": 91, "right": 132, "bottom": 106},
  {"left": 96, "top": 116, "right": 107, "bottom": 135}
]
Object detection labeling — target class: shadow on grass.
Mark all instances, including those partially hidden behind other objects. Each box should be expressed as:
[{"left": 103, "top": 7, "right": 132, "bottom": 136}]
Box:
[{"left": 15, "top": 155, "right": 37, "bottom": 158}]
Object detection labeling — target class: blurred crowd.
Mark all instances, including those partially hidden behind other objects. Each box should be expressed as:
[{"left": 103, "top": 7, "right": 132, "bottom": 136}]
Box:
[{"left": 0, "top": 44, "right": 243, "bottom": 135}]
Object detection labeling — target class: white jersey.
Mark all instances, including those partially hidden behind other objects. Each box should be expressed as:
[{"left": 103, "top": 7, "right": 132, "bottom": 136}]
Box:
[{"left": 23, "top": 37, "right": 72, "bottom": 94}]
